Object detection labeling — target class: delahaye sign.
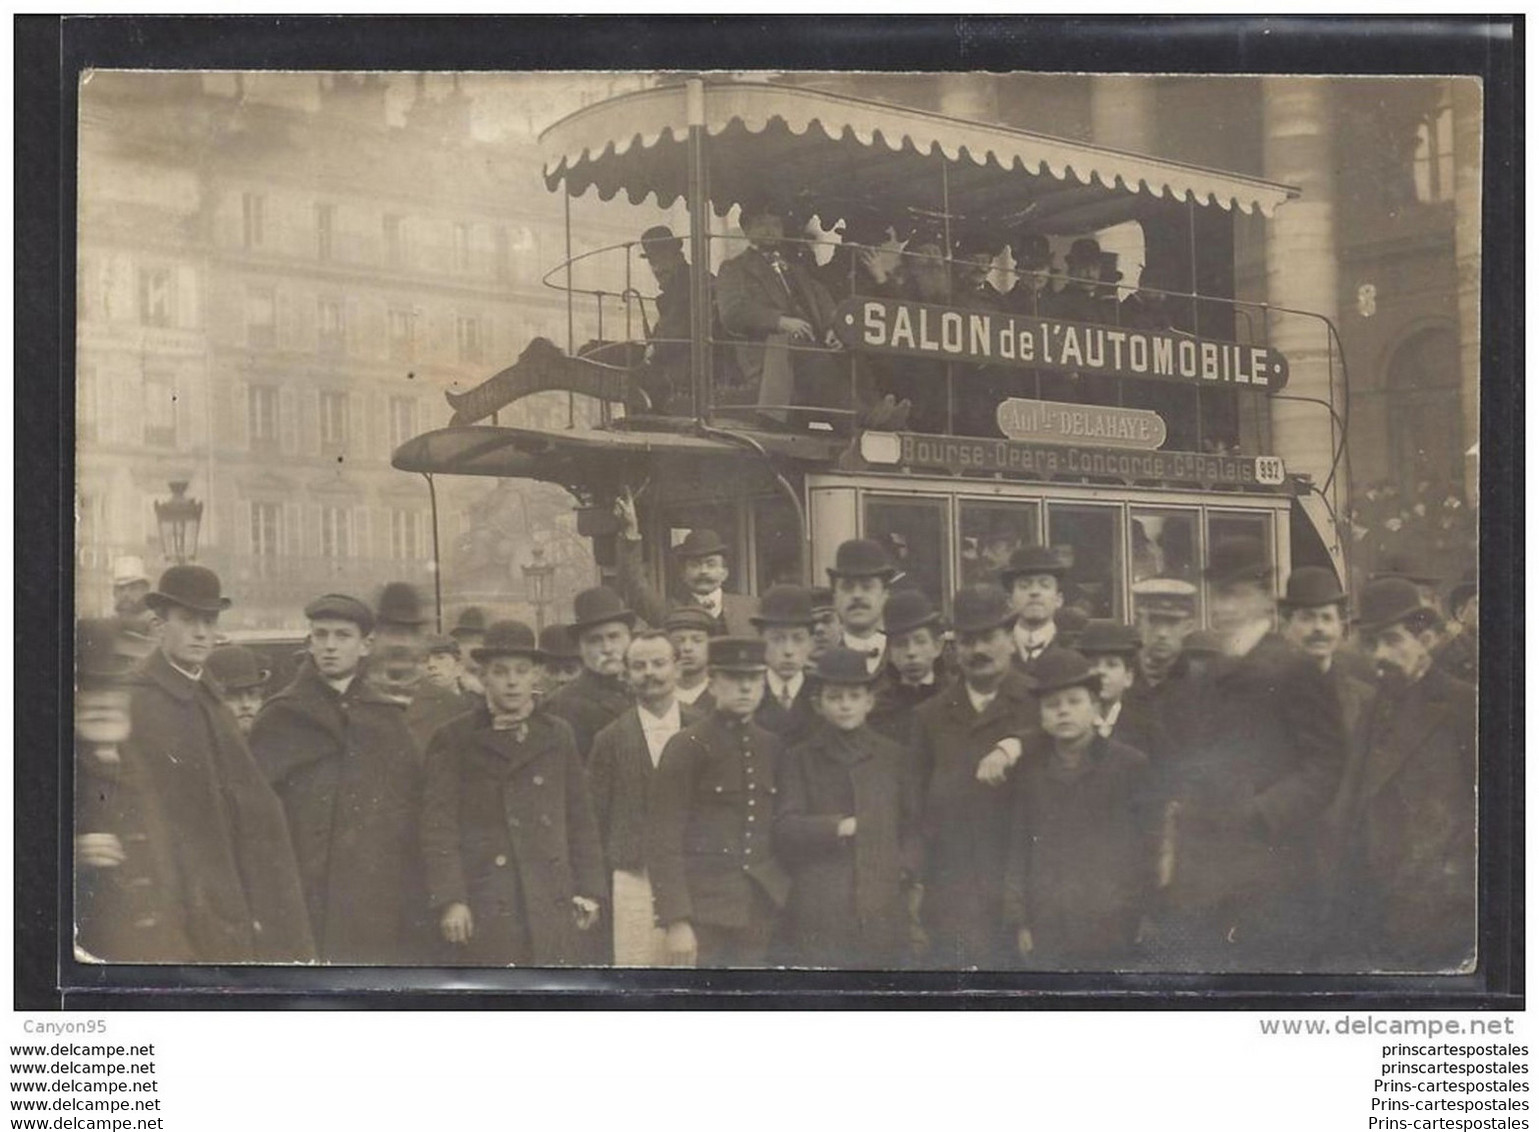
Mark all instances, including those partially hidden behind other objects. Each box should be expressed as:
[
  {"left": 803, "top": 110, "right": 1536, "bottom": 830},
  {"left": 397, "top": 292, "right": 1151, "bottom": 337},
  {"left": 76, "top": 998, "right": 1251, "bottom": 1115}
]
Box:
[{"left": 834, "top": 298, "right": 1290, "bottom": 391}]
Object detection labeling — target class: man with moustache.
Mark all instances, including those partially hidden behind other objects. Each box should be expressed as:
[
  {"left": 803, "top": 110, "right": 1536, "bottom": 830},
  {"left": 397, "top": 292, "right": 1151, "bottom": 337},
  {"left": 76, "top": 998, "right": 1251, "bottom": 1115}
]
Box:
[
  {"left": 828, "top": 539, "right": 896, "bottom": 676},
  {"left": 613, "top": 488, "right": 756, "bottom": 638},
  {"left": 751, "top": 584, "right": 820, "bottom": 746},
  {"left": 909, "top": 585, "right": 1037, "bottom": 968},
  {"left": 544, "top": 586, "right": 636, "bottom": 762},
  {"left": 422, "top": 620, "right": 605, "bottom": 966},
  {"left": 588, "top": 631, "right": 701, "bottom": 966},
  {"left": 1329, "top": 578, "right": 1476, "bottom": 971},
  {"left": 647, "top": 637, "right": 790, "bottom": 968},
  {"left": 249, "top": 594, "right": 426, "bottom": 964},
  {"left": 205, "top": 644, "right": 270, "bottom": 737},
  {"left": 1162, "top": 539, "right": 1344, "bottom": 971},
  {"left": 1279, "top": 567, "right": 1375, "bottom": 742},
  {"left": 123, "top": 566, "right": 313, "bottom": 962},
  {"left": 999, "top": 545, "right": 1071, "bottom": 675},
  {"left": 664, "top": 606, "right": 716, "bottom": 711}
]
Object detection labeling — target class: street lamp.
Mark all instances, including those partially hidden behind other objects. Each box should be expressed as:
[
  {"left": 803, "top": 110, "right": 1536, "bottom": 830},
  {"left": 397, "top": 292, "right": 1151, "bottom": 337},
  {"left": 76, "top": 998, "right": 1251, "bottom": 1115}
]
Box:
[
  {"left": 155, "top": 480, "right": 203, "bottom": 565},
  {"left": 522, "top": 545, "right": 555, "bottom": 632}
]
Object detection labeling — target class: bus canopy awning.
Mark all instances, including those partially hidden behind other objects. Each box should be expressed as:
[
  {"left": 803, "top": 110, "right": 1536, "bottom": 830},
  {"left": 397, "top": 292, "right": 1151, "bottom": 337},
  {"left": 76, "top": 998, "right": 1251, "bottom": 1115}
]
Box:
[{"left": 541, "top": 81, "right": 1298, "bottom": 231}]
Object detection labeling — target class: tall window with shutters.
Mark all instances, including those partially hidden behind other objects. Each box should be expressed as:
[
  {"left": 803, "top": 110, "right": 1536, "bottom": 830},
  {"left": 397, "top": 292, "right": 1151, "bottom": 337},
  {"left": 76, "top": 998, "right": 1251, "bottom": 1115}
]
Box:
[
  {"left": 143, "top": 373, "right": 177, "bottom": 448},
  {"left": 390, "top": 509, "right": 421, "bottom": 562},
  {"left": 319, "top": 506, "right": 352, "bottom": 560},
  {"left": 137, "top": 267, "right": 173, "bottom": 328},
  {"left": 320, "top": 390, "right": 350, "bottom": 449},
  {"left": 250, "top": 501, "right": 282, "bottom": 576},
  {"left": 247, "top": 384, "right": 279, "bottom": 452},
  {"left": 388, "top": 397, "right": 419, "bottom": 449}
]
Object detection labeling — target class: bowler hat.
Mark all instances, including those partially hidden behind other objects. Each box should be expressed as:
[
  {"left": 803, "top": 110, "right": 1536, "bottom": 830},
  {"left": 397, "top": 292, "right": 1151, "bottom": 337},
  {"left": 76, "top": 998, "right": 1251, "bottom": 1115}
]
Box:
[
  {"left": 424, "top": 633, "right": 461, "bottom": 658},
  {"left": 999, "top": 544, "right": 1067, "bottom": 589},
  {"left": 708, "top": 635, "right": 767, "bottom": 673},
  {"left": 206, "top": 645, "right": 270, "bottom": 692},
  {"left": 814, "top": 646, "right": 882, "bottom": 686},
  {"left": 663, "top": 606, "right": 716, "bottom": 635},
  {"left": 569, "top": 586, "right": 637, "bottom": 634},
  {"left": 954, "top": 228, "right": 1003, "bottom": 259},
  {"left": 76, "top": 618, "right": 137, "bottom": 688},
  {"left": 1013, "top": 233, "right": 1053, "bottom": 272},
  {"left": 538, "top": 623, "right": 580, "bottom": 660},
  {"left": 827, "top": 538, "right": 897, "bottom": 582},
  {"left": 111, "top": 556, "right": 150, "bottom": 587},
  {"left": 1204, "top": 537, "right": 1272, "bottom": 587},
  {"left": 1066, "top": 237, "right": 1103, "bottom": 265},
  {"left": 1183, "top": 629, "right": 1224, "bottom": 657},
  {"left": 1028, "top": 648, "right": 1102, "bottom": 697},
  {"left": 737, "top": 195, "right": 780, "bottom": 225},
  {"left": 449, "top": 606, "right": 489, "bottom": 640},
  {"left": 1355, "top": 577, "right": 1433, "bottom": 638},
  {"left": 1279, "top": 566, "right": 1348, "bottom": 611},
  {"left": 637, "top": 225, "right": 683, "bottom": 260},
  {"left": 375, "top": 581, "right": 430, "bottom": 627},
  {"left": 750, "top": 584, "right": 815, "bottom": 629},
  {"left": 1077, "top": 619, "right": 1141, "bottom": 656},
  {"left": 884, "top": 588, "right": 943, "bottom": 637},
  {"left": 950, "top": 584, "right": 1017, "bottom": 635},
  {"left": 838, "top": 208, "right": 890, "bottom": 246},
  {"left": 471, "top": 620, "right": 544, "bottom": 664},
  {"left": 145, "top": 565, "right": 231, "bottom": 615},
  {"left": 1098, "top": 250, "right": 1123, "bottom": 284},
  {"left": 670, "top": 529, "right": 730, "bottom": 560},
  {"left": 808, "top": 587, "right": 836, "bottom": 616},
  {"left": 1132, "top": 577, "right": 1197, "bottom": 617},
  {"left": 305, "top": 592, "right": 376, "bottom": 635},
  {"left": 1448, "top": 567, "right": 1477, "bottom": 617}
]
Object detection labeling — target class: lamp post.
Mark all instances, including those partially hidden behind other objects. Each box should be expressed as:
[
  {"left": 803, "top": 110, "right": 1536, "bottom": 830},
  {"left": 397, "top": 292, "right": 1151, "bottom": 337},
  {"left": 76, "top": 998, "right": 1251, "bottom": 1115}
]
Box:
[
  {"left": 522, "top": 545, "right": 555, "bottom": 632},
  {"left": 154, "top": 480, "right": 204, "bottom": 565}
]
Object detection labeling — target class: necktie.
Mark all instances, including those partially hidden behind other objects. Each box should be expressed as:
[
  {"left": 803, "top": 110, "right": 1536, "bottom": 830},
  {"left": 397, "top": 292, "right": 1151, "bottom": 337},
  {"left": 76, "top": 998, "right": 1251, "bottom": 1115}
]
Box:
[
  {"left": 780, "top": 687, "right": 794, "bottom": 712},
  {"left": 491, "top": 714, "right": 530, "bottom": 742}
]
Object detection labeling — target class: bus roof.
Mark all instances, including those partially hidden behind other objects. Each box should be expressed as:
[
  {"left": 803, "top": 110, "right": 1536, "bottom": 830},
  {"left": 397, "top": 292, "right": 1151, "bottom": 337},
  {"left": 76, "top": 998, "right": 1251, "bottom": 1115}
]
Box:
[{"left": 540, "top": 80, "right": 1299, "bottom": 227}]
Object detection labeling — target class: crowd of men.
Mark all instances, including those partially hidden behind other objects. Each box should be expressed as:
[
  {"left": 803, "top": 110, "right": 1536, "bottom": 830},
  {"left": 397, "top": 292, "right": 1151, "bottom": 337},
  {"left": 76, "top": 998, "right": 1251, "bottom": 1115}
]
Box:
[
  {"left": 76, "top": 528, "right": 1478, "bottom": 973},
  {"left": 633, "top": 201, "right": 1195, "bottom": 438}
]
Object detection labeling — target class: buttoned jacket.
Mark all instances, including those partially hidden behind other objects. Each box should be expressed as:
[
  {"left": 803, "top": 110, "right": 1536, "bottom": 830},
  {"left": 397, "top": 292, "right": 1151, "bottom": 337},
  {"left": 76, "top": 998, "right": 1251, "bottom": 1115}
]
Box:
[{"left": 588, "top": 701, "right": 702, "bottom": 875}]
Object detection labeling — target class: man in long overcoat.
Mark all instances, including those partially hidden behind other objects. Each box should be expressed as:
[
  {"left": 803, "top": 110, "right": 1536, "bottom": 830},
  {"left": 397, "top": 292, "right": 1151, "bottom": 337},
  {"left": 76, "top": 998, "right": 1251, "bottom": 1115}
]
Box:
[
  {"left": 544, "top": 586, "right": 637, "bottom": 762},
  {"left": 421, "top": 620, "right": 605, "bottom": 967},
  {"left": 910, "top": 585, "right": 1038, "bottom": 969},
  {"left": 1161, "top": 540, "right": 1345, "bottom": 972},
  {"left": 775, "top": 647, "right": 921, "bottom": 968},
  {"left": 249, "top": 594, "right": 426, "bottom": 964},
  {"left": 1330, "top": 578, "right": 1477, "bottom": 972},
  {"left": 124, "top": 566, "right": 314, "bottom": 963}
]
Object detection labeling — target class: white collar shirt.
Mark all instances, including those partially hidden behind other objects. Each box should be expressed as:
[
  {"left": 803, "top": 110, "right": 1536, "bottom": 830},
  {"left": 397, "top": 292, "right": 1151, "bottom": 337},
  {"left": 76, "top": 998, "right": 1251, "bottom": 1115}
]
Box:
[{"left": 637, "top": 701, "right": 683, "bottom": 767}]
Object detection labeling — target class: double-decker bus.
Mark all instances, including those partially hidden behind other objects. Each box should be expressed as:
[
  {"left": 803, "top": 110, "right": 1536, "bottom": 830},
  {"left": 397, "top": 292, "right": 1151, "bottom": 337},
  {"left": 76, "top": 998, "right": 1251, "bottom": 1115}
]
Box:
[{"left": 393, "top": 77, "right": 1348, "bottom": 623}]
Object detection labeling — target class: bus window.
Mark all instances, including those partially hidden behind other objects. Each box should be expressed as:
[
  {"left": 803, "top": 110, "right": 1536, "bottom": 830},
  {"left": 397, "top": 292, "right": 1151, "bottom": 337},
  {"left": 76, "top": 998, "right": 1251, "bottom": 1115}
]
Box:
[
  {"left": 752, "top": 495, "right": 803, "bottom": 591},
  {"left": 958, "top": 500, "right": 1041, "bottom": 588},
  {"left": 658, "top": 502, "right": 744, "bottom": 595},
  {"left": 863, "top": 495, "right": 950, "bottom": 611},
  {"left": 1047, "top": 503, "right": 1125, "bottom": 620},
  {"left": 1129, "top": 507, "right": 1200, "bottom": 586},
  {"left": 1204, "top": 509, "right": 1275, "bottom": 620}
]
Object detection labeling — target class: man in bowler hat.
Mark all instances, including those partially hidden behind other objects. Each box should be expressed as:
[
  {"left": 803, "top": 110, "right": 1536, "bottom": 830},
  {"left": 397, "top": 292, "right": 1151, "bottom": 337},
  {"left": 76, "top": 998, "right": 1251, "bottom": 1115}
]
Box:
[
  {"left": 1326, "top": 578, "right": 1476, "bottom": 971},
  {"left": 249, "top": 593, "right": 427, "bottom": 963},
  {"left": 536, "top": 623, "right": 584, "bottom": 698},
  {"left": 999, "top": 545, "right": 1071, "bottom": 675},
  {"left": 1159, "top": 539, "right": 1345, "bottom": 971},
  {"left": 647, "top": 636, "right": 790, "bottom": 967},
  {"left": 634, "top": 224, "right": 696, "bottom": 413},
  {"left": 751, "top": 584, "right": 820, "bottom": 746},
  {"left": 123, "top": 566, "right": 314, "bottom": 962},
  {"left": 421, "top": 620, "right": 605, "bottom": 966},
  {"left": 544, "top": 586, "right": 637, "bottom": 761},
  {"left": 828, "top": 538, "right": 897, "bottom": 675},
  {"left": 449, "top": 606, "right": 490, "bottom": 697},
  {"left": 613, "top": 487, "right": 756, "bottom": 638},
  {"left": 869, "top": 588, "right": 949, "bottom": 749},
  {"left": 206, "top": 644, "right": 271, "bottom": 736},
  {"left": 1280, "top": 566, "right": 1375, "bottom": 743}
]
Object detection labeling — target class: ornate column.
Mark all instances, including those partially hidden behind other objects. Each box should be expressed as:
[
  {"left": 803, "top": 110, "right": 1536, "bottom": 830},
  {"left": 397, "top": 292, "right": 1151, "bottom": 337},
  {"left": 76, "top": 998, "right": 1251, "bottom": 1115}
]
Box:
[
  {"left": 1451, "top": 78, "right": 1482, "bottom": 506},
  {"left": 1262, "top": 77, "right": 1342, "bottom": 569}
]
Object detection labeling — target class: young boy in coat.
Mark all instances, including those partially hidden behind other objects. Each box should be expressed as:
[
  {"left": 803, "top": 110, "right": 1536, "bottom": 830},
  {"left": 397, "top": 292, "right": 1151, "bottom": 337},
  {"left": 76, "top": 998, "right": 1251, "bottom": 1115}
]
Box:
[
  {"left": 1002, "top": 650, "right": 1158, "bottom": 970},
  {"left": 1076, "top": 619, "right": 1170, "bottom": 761},
  {"left": 775, "top": 646, "right": 920, "bottom": 968},
  {"left": 421, "top": 620, "right": 605, "bottom": 966}
]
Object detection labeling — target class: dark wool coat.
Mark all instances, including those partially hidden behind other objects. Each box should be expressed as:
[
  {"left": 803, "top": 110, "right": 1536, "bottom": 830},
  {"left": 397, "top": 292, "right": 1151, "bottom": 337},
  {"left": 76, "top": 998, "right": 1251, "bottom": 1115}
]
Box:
[
  {"left": 774, "top": 722, "right": 920, "bottom": 968},
  {"left": 715, "top": 245, "right": 842, "bottom": 400},
  {"left": 75, "top": 740, "right": 193, "bottom": 964},
  {"left": 125, "top": 651, "right": 315, "bottom": 963},
  {"left": 646, "top": 712, "right": 790, "bottom": 931},
  {"left": 614, "top": 537, "right": 757, "bottom": 638},
  {"left": 421, "top": 706, "right": 605, "bottom": 966},
  {"left": 909, "top": 669, "right": 1038, "bottom": 969},
  {"left": 1333, "top": 667, "right": 1477, "bottom": 971},
  {"left": 588, "top": 702, "right": 702, "bottom": 875},
  {"left": 1003, "top": 736, "right": 1159, "bottom": 969},
  {"left": 753, "top": 674, "right": 820, "bottom": 747},
  {"left": 1164, "top": 634, "right": 1345, "bottom": 947},
  {"left": 249, "top": 664, "right": 426, "bottom": 964},
  {"left": 869, "top": 662, "right": 952, "bottom": 751},
  {"left": 403, "top": 680, "right": 474, "bottom": 758},
  {"left": 544, "top": 668, "right": 633, "bottom": 764}
]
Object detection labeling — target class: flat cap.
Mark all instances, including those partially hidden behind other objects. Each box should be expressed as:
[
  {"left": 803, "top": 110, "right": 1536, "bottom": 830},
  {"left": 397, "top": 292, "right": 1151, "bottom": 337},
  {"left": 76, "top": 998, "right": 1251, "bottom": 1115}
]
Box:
[{"left": 304, "top": 593, "right": 375, "bottom": 635}]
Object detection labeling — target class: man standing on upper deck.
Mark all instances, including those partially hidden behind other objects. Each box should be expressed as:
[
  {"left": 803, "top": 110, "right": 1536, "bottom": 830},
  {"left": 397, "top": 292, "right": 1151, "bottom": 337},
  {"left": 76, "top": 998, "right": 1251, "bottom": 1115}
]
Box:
[
  {"left": 716, "top": 195, "right": 846, "bottom": 413},
  {"left": 634, "top": 224, "right": 696, "bottom": 415}
]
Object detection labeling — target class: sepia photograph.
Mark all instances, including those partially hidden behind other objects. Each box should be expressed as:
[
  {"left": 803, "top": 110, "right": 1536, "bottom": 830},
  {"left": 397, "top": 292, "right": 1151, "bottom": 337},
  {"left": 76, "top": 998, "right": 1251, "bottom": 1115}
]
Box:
[{"left": 70, "top": 64, "right": 1488, "bottom": 983}]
